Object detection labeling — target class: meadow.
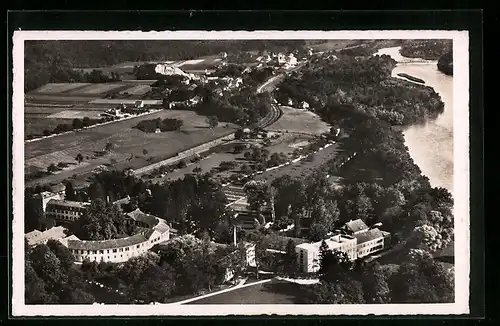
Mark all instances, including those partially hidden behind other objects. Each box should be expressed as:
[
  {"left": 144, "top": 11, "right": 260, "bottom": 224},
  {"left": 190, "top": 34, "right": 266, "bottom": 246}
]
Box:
[
  {"left": 267, "top": 106, "right": 331, "bottom": 135},
  {"left": 25, "top": 109, "right": 237, "bottom": 186}
]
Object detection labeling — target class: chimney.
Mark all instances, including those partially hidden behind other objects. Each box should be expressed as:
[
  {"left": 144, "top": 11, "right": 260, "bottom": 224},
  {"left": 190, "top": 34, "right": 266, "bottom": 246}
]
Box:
[{"left": 233, "top": 226, "right": 237, "bottom": 246}]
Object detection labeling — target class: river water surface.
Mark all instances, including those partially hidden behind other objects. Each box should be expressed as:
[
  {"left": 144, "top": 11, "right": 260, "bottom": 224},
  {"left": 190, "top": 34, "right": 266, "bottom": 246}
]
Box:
[{"left": 374, "top": 47, "right": 454, "bottom": 195}]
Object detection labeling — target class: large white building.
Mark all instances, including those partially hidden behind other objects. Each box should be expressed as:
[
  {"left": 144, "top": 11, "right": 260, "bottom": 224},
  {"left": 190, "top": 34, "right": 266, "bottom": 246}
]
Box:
[
  {"left": 296, "top": 234, "right": 357, "bottom": 273},
  {"left": 59, "top": 209, "right": 170, "bottom": 263},
  {"left": 45, "top": 199, "right": 90, "bottom": 224},
  {"left": 295, "top": 219, "right": 391, "bottom": 273}
]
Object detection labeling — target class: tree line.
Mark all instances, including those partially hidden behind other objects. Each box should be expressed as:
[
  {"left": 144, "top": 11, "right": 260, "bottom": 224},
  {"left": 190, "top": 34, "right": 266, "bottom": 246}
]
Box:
[
  {"left": 399, "top": 39, "right": 453, "bottom": 60},
  {"left": 25, "top": 40, "right": 306, "bottom": 92},
  {"left": 134, "top": 118, "right": 183, "bottom": 133}
]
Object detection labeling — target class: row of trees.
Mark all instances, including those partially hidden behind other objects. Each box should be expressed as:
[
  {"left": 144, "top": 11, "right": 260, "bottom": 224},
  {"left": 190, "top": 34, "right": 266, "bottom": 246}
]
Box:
[{"left": 134, "top": 118, "right": 183, "bottom": 133}]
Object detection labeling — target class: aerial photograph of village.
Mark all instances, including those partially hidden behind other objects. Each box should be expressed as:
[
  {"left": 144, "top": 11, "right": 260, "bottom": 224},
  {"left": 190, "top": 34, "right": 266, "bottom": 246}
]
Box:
[{"left": 21, "top": 38, "right": 456, "bottom": 306}]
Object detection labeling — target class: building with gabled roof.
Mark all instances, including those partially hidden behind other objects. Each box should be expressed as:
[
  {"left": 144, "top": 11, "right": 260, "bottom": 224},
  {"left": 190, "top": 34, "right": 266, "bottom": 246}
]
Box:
[
  {"left": 59, "top": 209, "right": 170, "bottom": 264},
  {"left": 343, "top": 219, "right": 370, "bottom": 235},
  {"left": 25, "top": 226, "right": 68, "bottom": 246},
  {"left": 45, "top": 199, "right": 90, "bottom": 224}
]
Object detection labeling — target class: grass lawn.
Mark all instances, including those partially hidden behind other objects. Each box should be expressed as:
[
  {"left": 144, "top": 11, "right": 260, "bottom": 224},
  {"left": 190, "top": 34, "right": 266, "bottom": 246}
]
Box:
[
  {"left": 268, "top": 106, "right": 331, "bottom": 136},
  {"left": 186, "top": 279, "right": 307, "bottom": 304},
  {"left": 24, "top": 117, "right": 73, "bottom": 138},
  {"left": 25, "top": 109, "right": 237, "bottom": 186}
]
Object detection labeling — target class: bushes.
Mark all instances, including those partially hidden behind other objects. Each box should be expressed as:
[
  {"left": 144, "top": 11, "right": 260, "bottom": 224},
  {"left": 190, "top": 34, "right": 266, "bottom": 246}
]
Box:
[{"left": 134, "top": 118, "right": 183, "bottom": 133}]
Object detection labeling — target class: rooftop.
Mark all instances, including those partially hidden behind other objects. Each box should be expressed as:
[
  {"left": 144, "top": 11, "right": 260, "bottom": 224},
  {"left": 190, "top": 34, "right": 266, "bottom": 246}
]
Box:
[
  {"left": 127, "top": 208, "right": 159, "bottom": 227},
  {"left": 296, "top": 234, "right": 357, "bottom": 252},
  {"left": 50, "top": 183, "right": 66, "bottom": 193},
  {"left": 67, "top": 233, "right": 149, "bottom": 251},
  {"left": 25, "top": 226, "right": 68, "bottom": 246},
  {"left": 344, "top": 219, "right": 369, "bottom": 234},
  {"left": 354, "top": 228, "right": 385, "bottom": 245},
  {"left": 47, "top": 199, "right": 90, "bottom": 209},
  {"left": 36, "top": 191, "right": 59, "bottom": 199}
]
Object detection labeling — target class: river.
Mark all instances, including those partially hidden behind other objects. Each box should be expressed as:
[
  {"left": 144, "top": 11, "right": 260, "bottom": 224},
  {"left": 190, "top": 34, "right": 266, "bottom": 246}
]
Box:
[{"left": 374, "top": 47, "right": 454, "bottom": 195}]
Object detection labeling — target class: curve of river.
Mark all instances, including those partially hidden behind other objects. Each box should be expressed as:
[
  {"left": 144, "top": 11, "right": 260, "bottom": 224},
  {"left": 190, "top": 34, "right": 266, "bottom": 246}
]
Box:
[{"left": 374, "top": 47, "right": 453, "bottom": 195}]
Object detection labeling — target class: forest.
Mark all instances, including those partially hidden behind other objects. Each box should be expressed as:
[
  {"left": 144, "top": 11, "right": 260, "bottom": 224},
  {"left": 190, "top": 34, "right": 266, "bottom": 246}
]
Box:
[
  {"left": 134, "top": 118, "right": 183, "bottom": 133},
  {"left": 399, "top": 39, "right": 453, "bottom": 60},
  {"left": 25, "top": 40, "right": 306, "bottom": 91}
]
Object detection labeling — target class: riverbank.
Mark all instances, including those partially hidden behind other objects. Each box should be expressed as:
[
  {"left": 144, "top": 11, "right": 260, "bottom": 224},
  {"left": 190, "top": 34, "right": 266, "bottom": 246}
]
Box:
[{"left": 375, "top": 47, "right": 453, "bottom": 194}]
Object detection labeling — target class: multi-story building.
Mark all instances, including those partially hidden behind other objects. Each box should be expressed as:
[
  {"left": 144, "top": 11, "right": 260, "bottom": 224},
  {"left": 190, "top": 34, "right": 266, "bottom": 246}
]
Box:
[
  {"left": 295, "top": 219, "right": 391, "bottom": 273},
  {"left": 354, "top": 228, "right": 391, "bottom": 258},
  {"left": 34, "top": 191, "right": 61, "bottom": 212},
  {"left": 59, "top": 209, "right": 170, "bottom": 264},
  {"left": 25, "top": 226, "right": 67, "bottom": 246},
  {"left": 45, "top": 199, "right": 90, "bottom": 224},
  {"left": 296, "top": 234, "right": 358, "bottom": 273}
]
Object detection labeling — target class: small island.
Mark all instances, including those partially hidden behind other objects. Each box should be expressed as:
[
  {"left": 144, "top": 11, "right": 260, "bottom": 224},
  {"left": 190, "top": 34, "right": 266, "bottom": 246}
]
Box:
[{"left": 397, "top": 73, "right": 426, "bottom": 84}]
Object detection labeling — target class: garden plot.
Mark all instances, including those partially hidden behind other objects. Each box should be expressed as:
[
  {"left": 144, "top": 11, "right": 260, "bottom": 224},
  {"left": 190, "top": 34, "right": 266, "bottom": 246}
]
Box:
[
  {"left": 25, "top": 109, "right": 237, "bottom": 185},
  {"left": 68, "top": 83, "right": 126, "bottom": 95},
  {"left": 47, "top": 110, "right": 104, "bottom": 119},
  {"left": 267, "top": 106, "right": 331, "bottom": 136},
  {"left": 119, "top": 84, "right": 152, "bottom": 96},
  {"left": 33, "top": 83, "right": 91, "bottom": 94},
  {"left": 254, "top": 142, "right": 341, "bottom": 182}
]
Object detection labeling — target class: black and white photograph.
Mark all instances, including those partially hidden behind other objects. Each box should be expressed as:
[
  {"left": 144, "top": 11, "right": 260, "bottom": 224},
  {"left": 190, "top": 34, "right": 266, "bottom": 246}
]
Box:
[{"left": 12, "top": 30, "right": 470, "bottom": 316}]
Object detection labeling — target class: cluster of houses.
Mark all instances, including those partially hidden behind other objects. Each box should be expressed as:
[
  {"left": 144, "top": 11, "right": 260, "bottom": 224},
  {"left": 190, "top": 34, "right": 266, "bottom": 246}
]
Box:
[
  {"left": 256, "top": 52, "right": 299, "bottom": 69},
  {"left": 27, "top": 179, "right": 390, "bottom": 273}
]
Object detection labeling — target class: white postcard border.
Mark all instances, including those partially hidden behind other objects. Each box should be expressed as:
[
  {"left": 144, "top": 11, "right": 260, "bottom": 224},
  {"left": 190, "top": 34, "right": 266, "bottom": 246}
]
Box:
[{"left": 12, "top": 30, "right": 470, "bottom": 316}]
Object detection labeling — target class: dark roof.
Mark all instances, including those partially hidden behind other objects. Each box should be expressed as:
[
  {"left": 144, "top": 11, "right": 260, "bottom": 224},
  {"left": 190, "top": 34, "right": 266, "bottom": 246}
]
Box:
[
  {"left": 344, "top": 219, "right": 369, "bottom": 233},
  {"left": 50, "top": 183, "right": 66, "bottom": 192},
  {"left": 127, "top": 209, "right": 158, "bottom": 227},
  {"left": 67, "top": 233, "right": 148, "bottom": 251},
  {"left": 354, "top": 228, "right": 385, "bottom": 245},
  {"left": 47, "top": 199, "right": 89, "bottom": 209}
]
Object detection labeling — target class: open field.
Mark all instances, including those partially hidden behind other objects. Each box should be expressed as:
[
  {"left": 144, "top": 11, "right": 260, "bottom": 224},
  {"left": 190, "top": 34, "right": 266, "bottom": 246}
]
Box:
[
  {"left": 187, "top": 279, "right": 304, "bottom": 304},
  {"left": 254, "top": 142, "right": 341, "bottom": 182},
  {"left": 32, "top": 83, "right": 92, "bottom": 94},
  {"left": 119, "top": 84, "right": 152, "bottom": 96},
  {"left": 26, "top": 94, "right": 101, "bottom": 104},
  {"left": 307, "top": 40, "right": 363, "bottom": 52},
  {"left": 47, "top": 110, "right": 104, "bottom": 119},
  {"left": 150, "top": 152, "right": 245, "bottom": 183},
  {"left": 25, "top": 109, "right": 237, "bottom": 186},
  {"left": 88, "top": 99, "right": 162, "bottom": 105},
  {"left": 267, "top": 106, "right": 331, "bottom": 135},
  {"left": 67, "top": 83, "right": 129, "bottom": 95}
]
